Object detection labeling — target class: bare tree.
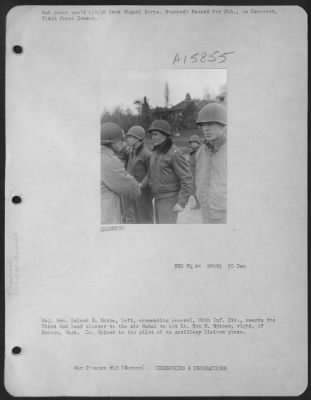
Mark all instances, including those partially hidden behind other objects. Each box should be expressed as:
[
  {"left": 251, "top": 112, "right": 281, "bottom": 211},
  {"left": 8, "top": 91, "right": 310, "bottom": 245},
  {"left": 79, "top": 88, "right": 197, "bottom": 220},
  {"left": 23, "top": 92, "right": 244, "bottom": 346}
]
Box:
[
  {"left": 164, "top": 81, "right": 170, "bottom": 108},
  {"left": 133, "top": 98, "right": 143, "bottom": 115}
]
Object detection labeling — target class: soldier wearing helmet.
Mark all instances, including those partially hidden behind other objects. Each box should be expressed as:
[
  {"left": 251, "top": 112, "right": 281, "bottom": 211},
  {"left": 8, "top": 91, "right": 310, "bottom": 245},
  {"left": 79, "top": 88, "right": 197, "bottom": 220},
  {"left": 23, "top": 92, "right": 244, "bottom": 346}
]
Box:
[
  {"left": 124, "top": 126, "right": 153, "bottom": 224},
  {"left": 141, "top": 119, "right": 192, "bottom": 224},
  {"left": 188, "top": 134, "right": 202, "bottom": 210},
  {"left": 195, "top": 102, "right": 227, "bottom": 224},
  {"left": 101, "top": 122, "right": 141, "bottom": 224}
]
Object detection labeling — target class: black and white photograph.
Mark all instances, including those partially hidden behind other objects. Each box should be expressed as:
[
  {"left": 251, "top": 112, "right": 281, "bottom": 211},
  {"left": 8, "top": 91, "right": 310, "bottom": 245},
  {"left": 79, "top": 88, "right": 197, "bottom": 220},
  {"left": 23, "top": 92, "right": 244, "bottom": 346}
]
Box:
[
  {"left": 100, "top": 69, "right": 227, "bottom": 225},
  {"left": 4, "top": 4, "right": 308, "bottom": 397}
]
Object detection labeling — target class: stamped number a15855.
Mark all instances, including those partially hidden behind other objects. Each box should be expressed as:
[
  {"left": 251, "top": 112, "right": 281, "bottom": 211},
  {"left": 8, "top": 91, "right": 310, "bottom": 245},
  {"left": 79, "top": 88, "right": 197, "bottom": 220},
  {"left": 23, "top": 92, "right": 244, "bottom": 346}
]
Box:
[{"left": 172, "top": 51, "right": 235, "bottom": 65}]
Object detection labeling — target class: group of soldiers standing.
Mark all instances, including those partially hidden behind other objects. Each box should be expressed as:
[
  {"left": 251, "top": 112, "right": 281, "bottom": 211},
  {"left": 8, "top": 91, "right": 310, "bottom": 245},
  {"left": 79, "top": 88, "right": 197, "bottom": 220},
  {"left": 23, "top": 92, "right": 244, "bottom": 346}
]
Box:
[{"left": 101, "top": 102, "right": 227, "bottom": 224}]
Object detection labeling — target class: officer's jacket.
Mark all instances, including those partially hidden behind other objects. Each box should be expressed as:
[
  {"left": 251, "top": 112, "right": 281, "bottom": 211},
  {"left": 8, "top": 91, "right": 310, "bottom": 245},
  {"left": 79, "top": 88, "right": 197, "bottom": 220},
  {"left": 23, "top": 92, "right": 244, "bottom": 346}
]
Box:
[
  {"left": 195, "top": 136, "right": 227, "bottom": 223},
  {"left": 145, "top": 139, "right": 193, "bottom": 208},
  {"left": 126, "top": 143, "right": 154, "bottom": 224},
  {"left": 127, "top": 143, "right": 151, "bottom": 182},
  {"left": 101, "top": 145, "right": 140, "bottom": 224}
]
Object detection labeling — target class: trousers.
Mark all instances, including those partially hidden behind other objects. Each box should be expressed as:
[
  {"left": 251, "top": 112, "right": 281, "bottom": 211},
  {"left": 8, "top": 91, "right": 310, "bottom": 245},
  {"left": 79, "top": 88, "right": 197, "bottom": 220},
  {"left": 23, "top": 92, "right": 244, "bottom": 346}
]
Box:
[{"left": 154, "top": 194, "right": 178, "bottom": 224}]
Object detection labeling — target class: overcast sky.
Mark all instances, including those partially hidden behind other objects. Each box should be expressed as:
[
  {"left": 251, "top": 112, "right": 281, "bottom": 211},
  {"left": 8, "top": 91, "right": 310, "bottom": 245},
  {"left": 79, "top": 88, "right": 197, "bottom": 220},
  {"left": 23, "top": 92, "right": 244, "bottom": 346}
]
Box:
[{"left": 101, "top": 69, "right": 226, "bottom": 112}]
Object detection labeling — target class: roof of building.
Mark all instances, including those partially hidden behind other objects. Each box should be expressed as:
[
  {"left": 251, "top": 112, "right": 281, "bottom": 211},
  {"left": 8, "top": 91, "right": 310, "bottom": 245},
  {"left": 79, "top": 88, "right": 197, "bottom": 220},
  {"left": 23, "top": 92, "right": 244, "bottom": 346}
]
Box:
[{"left": 168, "top": 93, "right": 193, "bottom": 112}]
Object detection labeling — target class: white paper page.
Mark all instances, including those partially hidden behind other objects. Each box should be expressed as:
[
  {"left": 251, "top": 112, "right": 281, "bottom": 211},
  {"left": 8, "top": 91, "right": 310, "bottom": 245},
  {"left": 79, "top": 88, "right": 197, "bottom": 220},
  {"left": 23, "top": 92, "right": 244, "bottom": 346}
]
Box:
[{"left": 5, "top": 5, "right": 308, "bottom": 396}]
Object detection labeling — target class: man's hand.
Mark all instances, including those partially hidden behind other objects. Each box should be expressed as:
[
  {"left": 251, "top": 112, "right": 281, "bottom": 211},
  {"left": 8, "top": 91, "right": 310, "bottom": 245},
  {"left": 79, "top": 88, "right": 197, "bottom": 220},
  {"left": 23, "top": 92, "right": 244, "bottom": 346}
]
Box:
[{"left": 173, "top": 203, "right": 184, "bottom": 213}]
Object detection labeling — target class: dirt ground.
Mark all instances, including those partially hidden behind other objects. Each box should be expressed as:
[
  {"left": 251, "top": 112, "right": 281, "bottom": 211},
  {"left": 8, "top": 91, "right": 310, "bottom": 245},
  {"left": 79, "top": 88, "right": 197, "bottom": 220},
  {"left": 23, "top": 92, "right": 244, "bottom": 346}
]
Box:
[
  {"left": 177, "top": 196, "right": 202, "bottom": 224},
  {"left": 100, "top": 196, "right": 203, "bottom": 228}
]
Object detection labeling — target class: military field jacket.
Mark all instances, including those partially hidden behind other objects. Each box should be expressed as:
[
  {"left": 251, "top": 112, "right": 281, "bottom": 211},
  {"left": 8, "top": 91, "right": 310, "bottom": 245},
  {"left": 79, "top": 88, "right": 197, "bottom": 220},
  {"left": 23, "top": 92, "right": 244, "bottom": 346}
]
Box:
[{"left": 146, "top": 140, "right": 193, "bottom": 208}]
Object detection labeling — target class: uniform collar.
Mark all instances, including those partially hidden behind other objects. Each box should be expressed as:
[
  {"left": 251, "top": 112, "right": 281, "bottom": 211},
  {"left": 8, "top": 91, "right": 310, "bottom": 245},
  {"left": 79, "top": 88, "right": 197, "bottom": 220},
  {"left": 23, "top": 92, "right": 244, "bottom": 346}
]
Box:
[
  {"left": 153, "top": 138, "right": 173, "bottom": 154},
  {"left": 205, "top": 135, "right": 226, "bottom": 153},
  {"left": 101, "top": 144, "right": 114, "bottom": 155},
  {"left": 133, "top": 142, "right": 144, "bottom": 156},
  {"left": 190, "top": 147, "right": 199, "bottom": 155}
]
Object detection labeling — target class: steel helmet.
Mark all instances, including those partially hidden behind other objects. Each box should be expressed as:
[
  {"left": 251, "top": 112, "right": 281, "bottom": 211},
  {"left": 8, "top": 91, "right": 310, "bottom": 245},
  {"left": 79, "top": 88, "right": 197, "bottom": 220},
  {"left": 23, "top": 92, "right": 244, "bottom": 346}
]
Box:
[
  {"left": 196, "top": 103, "right": 227, "bottom": 126},
  {"left": 126, "top": 125, "right": 145, "bottom": 140},
  {"left": 148, "top": 119, "right": 171, "bottom": 136},
  {"left": 101, "top": 122, "right": 123, "bottom": 144},
  {"left": 189, "top": 134, "right": 201, "bottom": 144}
]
